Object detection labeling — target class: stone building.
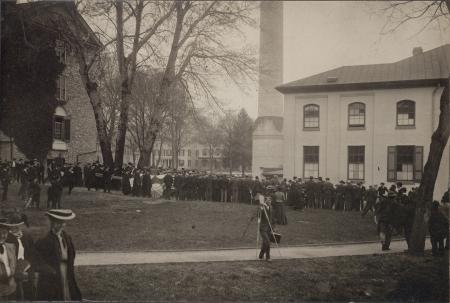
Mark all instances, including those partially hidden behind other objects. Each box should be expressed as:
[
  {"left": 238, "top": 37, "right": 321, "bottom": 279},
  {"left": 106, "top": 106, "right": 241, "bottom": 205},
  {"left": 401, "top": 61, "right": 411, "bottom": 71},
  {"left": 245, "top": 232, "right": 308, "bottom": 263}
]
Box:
[
  {"left": 151, "top": 141, "right": 225, "bottom": 172},
  {"left": 277, "top": 45, "right": 449, "bottom": 199},
  {"left": 0, "top": 1, "right": 100, "bottom": 165}
]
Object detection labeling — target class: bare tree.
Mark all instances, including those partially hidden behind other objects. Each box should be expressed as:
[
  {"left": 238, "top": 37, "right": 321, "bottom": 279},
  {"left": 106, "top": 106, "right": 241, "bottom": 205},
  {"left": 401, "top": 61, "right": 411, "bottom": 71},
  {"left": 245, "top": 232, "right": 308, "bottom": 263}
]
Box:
[
  {"left": 383, "top": 1, "right": 450, "bottom": 255},
  {"left": 127, "top": 71, "right": 168, "bottom": 168},
  {"left": 195, "top": 113, "right": 224, "bottom": 173},
  {"left": 141, "top": 1, "right": 257, "bottom": 167}
]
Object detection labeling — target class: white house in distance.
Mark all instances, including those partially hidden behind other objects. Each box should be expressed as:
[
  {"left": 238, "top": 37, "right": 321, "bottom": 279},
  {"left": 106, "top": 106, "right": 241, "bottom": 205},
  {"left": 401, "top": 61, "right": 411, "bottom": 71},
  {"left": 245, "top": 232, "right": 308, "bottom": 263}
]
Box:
[{"left": 276, "top": 44, "right": 449, "bottom": 200}]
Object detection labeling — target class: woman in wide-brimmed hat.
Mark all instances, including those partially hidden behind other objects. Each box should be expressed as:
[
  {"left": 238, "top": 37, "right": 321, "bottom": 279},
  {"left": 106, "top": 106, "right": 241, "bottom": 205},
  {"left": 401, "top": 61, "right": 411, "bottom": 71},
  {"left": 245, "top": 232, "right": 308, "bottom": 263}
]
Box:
[
  {"left": 5, "top": 211, "right": 38, "bottom": 300},
  {"left": 35, "top": 209, "right": 81, "bottom": 301},
  {"left": 0, "top": 218, "right": 17, "bottom": 300}
]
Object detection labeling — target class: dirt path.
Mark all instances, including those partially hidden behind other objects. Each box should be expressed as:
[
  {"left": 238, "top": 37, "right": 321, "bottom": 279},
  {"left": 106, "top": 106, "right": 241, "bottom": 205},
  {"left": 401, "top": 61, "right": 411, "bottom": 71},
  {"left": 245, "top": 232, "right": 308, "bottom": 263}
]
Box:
[{"left": 75, "top": 239, "right": 432, "bottom": 266}]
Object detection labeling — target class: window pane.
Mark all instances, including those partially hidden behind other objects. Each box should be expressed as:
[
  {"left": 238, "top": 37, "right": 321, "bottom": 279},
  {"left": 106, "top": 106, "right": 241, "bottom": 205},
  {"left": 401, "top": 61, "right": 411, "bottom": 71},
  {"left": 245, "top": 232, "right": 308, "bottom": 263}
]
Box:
[
  {"left": 397, "top": 101, "right": 415, "bottom": 126},
  {"left": 348, "top": 146, "right": 364, "bottom": 179},
  {"left": 304, "top": 146, "right": 319, "bottom": 178},
  {"left": 349, "top": 103, "right": 365, "bottom": 126},
  {"left": 396, "top": 145, "right": 414, "bottom": 181},
  {"left": 304, "top": 105, "right": 319, "bottom": 128}
]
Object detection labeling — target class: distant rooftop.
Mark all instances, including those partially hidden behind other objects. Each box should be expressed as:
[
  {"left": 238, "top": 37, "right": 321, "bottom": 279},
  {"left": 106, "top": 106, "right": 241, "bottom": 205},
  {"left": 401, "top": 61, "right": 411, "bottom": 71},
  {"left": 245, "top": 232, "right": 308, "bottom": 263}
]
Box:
[{"left": 277, "top": 44, "right": 450, "bottom": 94}]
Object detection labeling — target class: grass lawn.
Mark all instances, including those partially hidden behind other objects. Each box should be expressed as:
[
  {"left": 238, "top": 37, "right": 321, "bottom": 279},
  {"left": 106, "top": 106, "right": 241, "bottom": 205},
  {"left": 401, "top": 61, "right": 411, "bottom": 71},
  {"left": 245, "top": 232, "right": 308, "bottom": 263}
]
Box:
[
  {"left": 76, "top": 251, "right": 448, "bottom": 302},
  {"left": 6, "top": 183, "right": 380, "bottom": 251}
]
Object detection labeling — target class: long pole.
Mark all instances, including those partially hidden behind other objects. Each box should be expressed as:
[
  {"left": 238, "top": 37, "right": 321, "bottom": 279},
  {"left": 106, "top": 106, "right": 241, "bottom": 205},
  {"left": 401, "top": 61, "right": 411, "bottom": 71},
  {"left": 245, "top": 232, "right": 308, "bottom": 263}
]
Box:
[
  {"left": 256, "top": 207, "right": 260, "bottom": 258},
  {"left": 262, "top": 205, "right": 282, "bottom": 257}
]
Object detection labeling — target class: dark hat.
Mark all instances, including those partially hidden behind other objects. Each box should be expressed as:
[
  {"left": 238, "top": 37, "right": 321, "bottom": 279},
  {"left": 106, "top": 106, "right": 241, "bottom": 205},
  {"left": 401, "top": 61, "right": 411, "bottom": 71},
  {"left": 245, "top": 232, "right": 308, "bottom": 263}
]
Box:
[
  {"left": 0, "top": 218, "right": 12, "bottom": 229},
  {"left": 4, "top": 212, "right": 26, "bottom": 227},
  {"left": 310, "top": 176, "right": 314, "bottom": 180},
  {"left": 46, "top": 209, "right": 76, "bottom": 221}
]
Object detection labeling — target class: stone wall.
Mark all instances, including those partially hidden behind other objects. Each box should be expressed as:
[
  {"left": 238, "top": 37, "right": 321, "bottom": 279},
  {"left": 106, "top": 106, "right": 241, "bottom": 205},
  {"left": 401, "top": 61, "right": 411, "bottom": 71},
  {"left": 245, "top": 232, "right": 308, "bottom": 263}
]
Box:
[{"left": 63, "top": 52, "right": 98, "bottom": 164}]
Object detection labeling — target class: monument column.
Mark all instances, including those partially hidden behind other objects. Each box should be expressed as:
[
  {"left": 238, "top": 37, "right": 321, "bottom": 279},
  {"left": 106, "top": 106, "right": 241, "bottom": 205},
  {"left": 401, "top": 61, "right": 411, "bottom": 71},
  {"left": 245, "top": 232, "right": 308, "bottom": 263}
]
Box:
[{"left": 252, "top": 1, "right": 284, "bottom": 178}]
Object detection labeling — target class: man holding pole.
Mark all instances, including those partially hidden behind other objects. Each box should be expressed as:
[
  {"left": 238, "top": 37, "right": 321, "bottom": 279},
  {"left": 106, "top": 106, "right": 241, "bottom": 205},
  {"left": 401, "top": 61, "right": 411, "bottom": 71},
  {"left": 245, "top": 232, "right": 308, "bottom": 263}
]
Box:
[{"left": 258, "top": 186, "right": 275, "bottom": 261}]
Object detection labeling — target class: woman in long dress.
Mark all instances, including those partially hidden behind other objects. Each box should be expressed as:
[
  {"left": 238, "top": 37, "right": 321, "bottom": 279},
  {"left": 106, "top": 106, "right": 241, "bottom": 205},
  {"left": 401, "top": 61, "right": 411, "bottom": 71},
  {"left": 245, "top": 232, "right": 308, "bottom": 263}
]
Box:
[{"left": 273, "top": 186, "right": 288, "bottom": 225}]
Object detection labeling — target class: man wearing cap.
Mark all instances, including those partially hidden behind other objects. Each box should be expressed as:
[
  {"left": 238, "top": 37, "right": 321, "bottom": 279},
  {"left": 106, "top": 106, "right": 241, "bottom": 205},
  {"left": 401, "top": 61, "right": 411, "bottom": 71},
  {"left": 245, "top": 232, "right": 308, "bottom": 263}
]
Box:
[
  {"left": 35, "top": 209, "right": 81, "bottom": 301},
  {"left": 0, "top": 219, "right": 17, "bottom": 299},
  {"left": 375, "top": 191, "right": 396, "bottom": 251}
]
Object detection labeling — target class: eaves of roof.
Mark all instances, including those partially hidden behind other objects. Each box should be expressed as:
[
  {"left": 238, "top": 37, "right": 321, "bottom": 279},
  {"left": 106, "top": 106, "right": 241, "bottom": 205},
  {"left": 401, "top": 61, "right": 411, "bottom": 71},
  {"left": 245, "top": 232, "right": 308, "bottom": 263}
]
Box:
[{"left": 276, "top": 78, "right": 448, "bottom": 94}]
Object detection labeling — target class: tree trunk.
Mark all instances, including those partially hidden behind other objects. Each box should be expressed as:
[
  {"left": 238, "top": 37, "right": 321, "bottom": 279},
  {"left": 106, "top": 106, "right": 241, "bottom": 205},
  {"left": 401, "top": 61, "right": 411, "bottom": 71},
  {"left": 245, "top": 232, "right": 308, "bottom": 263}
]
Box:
[
  {"left": 77, "top": 57, "right": 114, "bottom": 168},
  {"left": 156, "top": 138, "right": 163, "bottom": 167},
  {"left": 137, "top": 132, "right": 157, "bottom": 168},
  {"left": 409, "top": 82, "right": 449, "bottom": 255},
  {"left": 138, "top": 149, "right": 151, "bottom": 168},
  {"left": 207, "top": 146, "right": 212, "bottom": 173},
  {"left": 114, "top": 89, "right": 131, "bottom": 170}
]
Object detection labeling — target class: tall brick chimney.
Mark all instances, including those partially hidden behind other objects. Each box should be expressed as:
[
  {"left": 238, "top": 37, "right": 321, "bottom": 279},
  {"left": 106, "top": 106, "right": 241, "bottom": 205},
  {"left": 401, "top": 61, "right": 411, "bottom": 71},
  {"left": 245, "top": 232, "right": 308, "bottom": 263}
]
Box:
[{"left": 252, "top": 2, "right": 284, "bottom": 178}]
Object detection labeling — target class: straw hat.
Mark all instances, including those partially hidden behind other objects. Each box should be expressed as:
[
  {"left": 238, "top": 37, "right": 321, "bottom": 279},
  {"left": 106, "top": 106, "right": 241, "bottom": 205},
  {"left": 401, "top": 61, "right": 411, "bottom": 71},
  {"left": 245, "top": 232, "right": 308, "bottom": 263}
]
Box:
[{"left": 45, "top": 209, "right": 76, "bottom": 221}]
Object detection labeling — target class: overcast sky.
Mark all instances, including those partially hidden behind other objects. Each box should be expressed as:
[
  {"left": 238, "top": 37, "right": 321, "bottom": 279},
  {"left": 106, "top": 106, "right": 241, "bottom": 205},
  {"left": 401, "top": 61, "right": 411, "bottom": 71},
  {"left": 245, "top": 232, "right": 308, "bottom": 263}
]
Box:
[{"left": 217, "top": 1, "right": 450, "bottom": 119}]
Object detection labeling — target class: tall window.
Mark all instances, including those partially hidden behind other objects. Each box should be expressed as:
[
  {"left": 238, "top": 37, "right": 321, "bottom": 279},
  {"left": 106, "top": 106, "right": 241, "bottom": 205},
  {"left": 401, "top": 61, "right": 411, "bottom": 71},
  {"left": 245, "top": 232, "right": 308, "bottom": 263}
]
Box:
[
  {"left": 202, "top": 149, "right": 207, "bottom": 156},
  {"left": 188, "top": 160, "right": 191, "bottom": 168},
  {"left": 56, "top": 76, "right": 66, "bottom": 101},
  {"left": 397, "top": 100, "right": 415, "bottom": 126},
  {"left": 348, "top": 102, "right": 365, "bottom": 127},
  {"left": 303, "top": 104, "right": 319, "bottom": 128},
  {"left": 53, "top": 116, "right": 70, "bottom": 142},
  {"left": 348, "top": 146, "right": 365, "bottom": 180},
  {"left": 55, "top": 40, "right": 66, "bottom": 64},
  {"left": 303, "top": 146, "right": 319, "bottom": 178},
  {"left": 387, "top": 145, "right": 423, "bottom": 182},
  {"left": 53, "top": 117, "right": 64, "bottom": 140},
  {"left": 188, "top": 149, "right": 191, "bottom": 157}
]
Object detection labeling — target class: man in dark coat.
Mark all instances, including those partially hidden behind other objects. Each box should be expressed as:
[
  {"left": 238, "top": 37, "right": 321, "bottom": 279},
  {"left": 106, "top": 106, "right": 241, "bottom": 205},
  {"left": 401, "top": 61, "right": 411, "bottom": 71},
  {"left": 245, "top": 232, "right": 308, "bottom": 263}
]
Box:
[
  {"left": 35, "top": 209, "right": 81, "bottom": 301},
  {"left": 375, "top": 191, "right": 396, "bottom": 251},
  {"left": 258, "top": 197, "right": 275, "bottom": 261},
  {"left": 429, "top": 201, "right": 449, "bottom": 256}
]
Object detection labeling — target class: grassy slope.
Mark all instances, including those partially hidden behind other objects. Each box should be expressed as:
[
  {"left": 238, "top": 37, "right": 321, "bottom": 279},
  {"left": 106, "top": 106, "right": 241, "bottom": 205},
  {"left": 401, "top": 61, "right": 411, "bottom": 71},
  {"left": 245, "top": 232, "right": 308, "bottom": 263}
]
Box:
[
  {"left": 7, "top": 184, "right": 379, "bottom": 251},
  {"left": 76, "top": 252, "right": 448, "bottom": 302}
]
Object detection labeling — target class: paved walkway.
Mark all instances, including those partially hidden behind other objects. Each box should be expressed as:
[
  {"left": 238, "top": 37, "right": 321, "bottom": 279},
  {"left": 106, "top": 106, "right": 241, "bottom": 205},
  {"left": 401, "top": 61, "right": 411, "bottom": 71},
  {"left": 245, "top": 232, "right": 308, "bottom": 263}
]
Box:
[{"left": 75, "top": 240, "right": 432, "bottom": 266}]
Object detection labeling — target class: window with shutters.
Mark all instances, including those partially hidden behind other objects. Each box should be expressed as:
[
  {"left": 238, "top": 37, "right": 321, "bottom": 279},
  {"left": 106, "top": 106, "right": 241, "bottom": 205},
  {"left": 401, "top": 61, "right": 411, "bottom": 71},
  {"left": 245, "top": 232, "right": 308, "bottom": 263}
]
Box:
[
  {"left": 387, "top": 145, "right": 423, "bottom": 182},
  {"left": 188, "top": 160, "right": 191, "bottom": 167},
  {"left": 303, "top": 146, "right": 319, "bottom": 178},
  {"left": 53, "top": 116, "right": 64, "bottom": 140},
  {"left": 348, "top": 146, "right": 364, "bottom": 180},
  {"left": 397, "top": 100, "right": 415, "bottom": 126},
  {"left": 64, "top": 119, "right": 71, "bottom": 142},
  {"left": 303, "top": 104, "right": 320, "bottom": 129},
  {"left": 348, "top": 102, "right": 365, "bottom": 127}
]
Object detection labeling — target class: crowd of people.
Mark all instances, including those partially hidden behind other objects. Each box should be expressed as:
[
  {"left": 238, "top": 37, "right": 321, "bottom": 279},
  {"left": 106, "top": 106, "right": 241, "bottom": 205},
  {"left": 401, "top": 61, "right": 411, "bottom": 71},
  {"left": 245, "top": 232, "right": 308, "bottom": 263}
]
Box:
[{"left": 0, "top": 158, "right": 449, "bottom": 267}]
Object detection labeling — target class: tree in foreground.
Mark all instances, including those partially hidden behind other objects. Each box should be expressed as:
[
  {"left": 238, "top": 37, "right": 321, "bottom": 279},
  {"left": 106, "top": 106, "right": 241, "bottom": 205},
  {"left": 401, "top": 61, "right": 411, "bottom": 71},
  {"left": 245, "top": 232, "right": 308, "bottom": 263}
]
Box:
[
  {"left": 0, "top": 3, "right": 64, "bottom": 161},
  {"left": 383, "top": 0, "right": 450, "bottom": 255}
]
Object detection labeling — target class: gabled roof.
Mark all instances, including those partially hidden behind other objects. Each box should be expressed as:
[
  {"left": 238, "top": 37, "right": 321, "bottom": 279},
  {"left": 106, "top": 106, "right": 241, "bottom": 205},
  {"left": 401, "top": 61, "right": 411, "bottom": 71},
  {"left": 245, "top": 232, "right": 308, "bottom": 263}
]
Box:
[
  {"left": 7, "top": 1, "right": 102, "bottom": 49},
  {"left": 277, "top": 44, "right": 450, "bottom": 94}
]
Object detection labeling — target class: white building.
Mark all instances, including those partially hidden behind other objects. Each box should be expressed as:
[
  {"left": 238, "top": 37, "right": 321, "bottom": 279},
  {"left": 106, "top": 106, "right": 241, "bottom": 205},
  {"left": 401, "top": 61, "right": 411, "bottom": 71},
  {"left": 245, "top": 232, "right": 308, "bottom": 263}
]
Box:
[
  {"left": 276, "top": 45, "right": 449, "bottom": 199},
  {"left": 150, "top": 141, "right": 224, "bottom": 172}
]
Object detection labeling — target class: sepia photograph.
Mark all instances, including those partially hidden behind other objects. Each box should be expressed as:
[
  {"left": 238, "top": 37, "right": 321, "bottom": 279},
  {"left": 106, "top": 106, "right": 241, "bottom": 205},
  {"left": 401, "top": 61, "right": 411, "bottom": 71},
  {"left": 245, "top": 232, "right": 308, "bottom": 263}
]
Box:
[{"left": 0, "top": 0, "right": 449, "bottom": 301}]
